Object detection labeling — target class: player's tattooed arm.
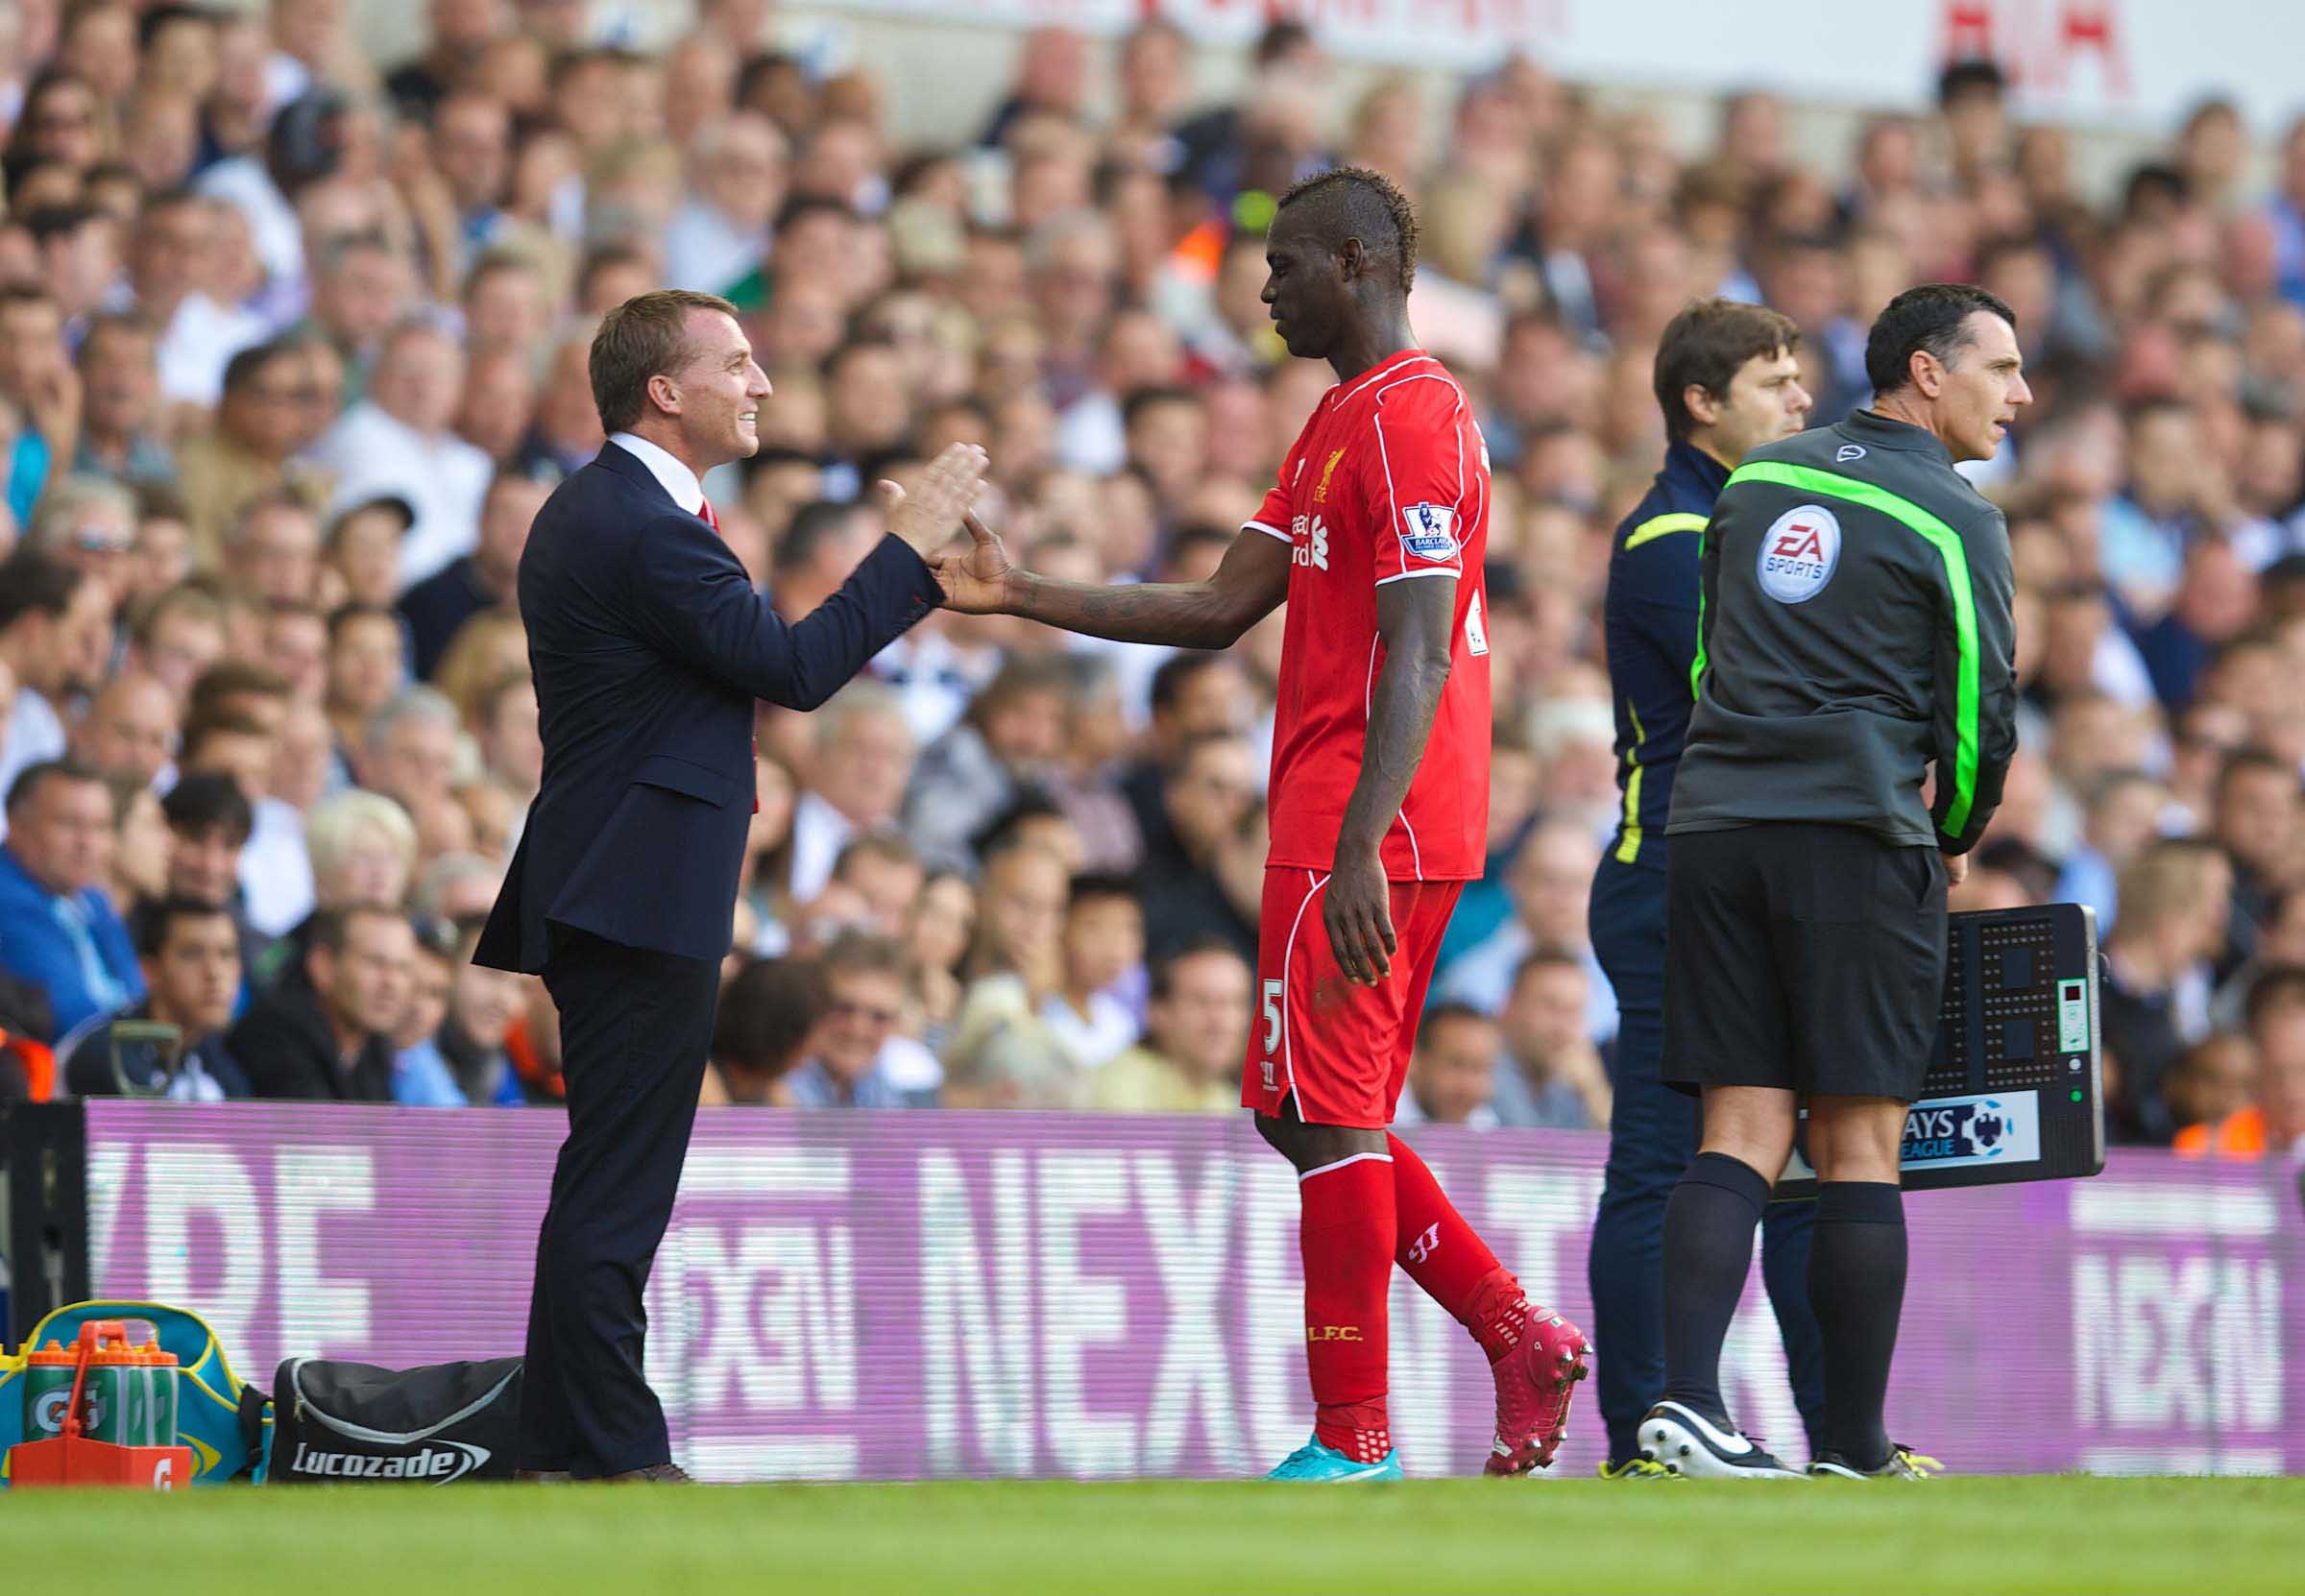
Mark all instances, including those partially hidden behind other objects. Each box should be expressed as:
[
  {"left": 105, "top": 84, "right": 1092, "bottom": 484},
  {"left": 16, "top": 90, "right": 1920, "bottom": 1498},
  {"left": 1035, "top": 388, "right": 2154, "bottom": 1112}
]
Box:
[
  {"left": 1327, "top": 574, "right": 1458, "bottom": 984},
  {"left": 938, "top": 509, "right": 1291, "bottom": 648}
]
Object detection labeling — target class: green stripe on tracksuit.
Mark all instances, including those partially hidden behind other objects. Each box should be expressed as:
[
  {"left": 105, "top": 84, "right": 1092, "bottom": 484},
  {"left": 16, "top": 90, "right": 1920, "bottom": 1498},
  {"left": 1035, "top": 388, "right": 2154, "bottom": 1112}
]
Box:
[
  {"left": 1722, "top": 461, "right": 1984, "bottom": 838},
  {"left": 1668, "top": 409, "right": 2016, "bottom": 858}
]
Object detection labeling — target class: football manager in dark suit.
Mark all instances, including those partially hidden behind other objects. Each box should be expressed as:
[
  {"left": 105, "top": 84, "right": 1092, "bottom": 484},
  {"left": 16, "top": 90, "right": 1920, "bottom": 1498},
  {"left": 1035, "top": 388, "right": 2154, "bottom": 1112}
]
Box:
[{"left": 475, "top": 289, "right": 984, "bottom": 1482}]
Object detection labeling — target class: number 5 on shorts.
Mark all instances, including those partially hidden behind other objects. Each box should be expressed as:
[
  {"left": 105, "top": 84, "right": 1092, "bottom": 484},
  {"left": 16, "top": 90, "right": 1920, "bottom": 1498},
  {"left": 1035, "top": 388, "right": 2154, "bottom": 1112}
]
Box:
[{"left": 1261, "top": 977, "right": 1283, "bottom": 1091}]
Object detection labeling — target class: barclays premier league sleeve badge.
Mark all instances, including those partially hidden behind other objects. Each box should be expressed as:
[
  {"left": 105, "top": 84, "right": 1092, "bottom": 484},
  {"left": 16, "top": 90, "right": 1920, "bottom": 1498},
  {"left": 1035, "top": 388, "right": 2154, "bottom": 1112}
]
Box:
[
  {"left": 1756, "top": 504, "right": 1841, "bottom": 603},
  {"left": 1398, "top": 502, "right": 1460, "bottom": 563}
]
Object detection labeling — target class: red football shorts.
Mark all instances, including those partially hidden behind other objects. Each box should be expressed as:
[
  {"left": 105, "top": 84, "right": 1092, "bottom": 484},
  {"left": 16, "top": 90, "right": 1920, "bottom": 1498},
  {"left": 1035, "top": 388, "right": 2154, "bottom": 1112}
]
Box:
[{"left": 1240, "top": 866, "right": 1465, "bottom": 1128}]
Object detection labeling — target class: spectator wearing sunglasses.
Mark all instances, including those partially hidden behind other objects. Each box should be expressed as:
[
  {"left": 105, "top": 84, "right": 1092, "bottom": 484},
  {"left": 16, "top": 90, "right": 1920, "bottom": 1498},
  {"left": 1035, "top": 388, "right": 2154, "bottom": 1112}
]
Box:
[{"left": 782, "top": 930, "right": 937, "bottom": 1108}]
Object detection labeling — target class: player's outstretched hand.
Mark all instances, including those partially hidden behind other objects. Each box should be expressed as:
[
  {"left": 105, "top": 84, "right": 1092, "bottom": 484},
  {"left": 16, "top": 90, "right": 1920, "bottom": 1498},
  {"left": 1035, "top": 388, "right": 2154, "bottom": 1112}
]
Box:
[
  {"left": 1942, "top": 849, "right": 1969, "bottom": 887},
  {"left": 1324, "top": 850, "right": 1395, "bottom": 986},
  {"left": 927, "top": 504, "right": 1017, "bottom": 616},
  {"left": 879, "top": 443, "right": 988, "bottom": 561}
]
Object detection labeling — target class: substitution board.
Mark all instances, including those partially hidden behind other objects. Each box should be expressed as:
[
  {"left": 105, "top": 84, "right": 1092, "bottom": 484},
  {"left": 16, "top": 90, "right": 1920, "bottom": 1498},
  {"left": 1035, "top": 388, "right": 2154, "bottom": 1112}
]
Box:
[{"left": 1776, "top": 903, "right": 2104, "bottom": 1196}]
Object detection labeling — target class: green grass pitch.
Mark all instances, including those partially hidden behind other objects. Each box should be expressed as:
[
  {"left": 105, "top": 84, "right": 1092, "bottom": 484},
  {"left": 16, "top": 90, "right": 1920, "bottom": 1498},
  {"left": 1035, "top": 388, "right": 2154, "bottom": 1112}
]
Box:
[{"left": 6, "top": 1477, "right": 2301, "bottom": 1594}]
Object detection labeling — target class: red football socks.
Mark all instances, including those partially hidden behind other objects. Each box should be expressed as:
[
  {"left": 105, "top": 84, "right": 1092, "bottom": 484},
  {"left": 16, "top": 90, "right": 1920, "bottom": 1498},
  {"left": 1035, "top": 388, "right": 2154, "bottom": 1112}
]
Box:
[
  {"left": 1389, "top": 1133, "right": 1528, "bottom": 1363},
  {"left": 1298, "top": 1151, "right": 1396, "bottom": 1463}
]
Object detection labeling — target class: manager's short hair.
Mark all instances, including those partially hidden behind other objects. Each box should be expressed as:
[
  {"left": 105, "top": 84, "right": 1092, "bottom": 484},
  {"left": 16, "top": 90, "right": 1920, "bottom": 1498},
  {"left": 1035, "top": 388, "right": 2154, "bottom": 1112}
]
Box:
[
  {"left": 590, "top": 288, "right": 742, "bottom": 434},
  {"left": 1654, "top": 299, "right": 1803, "bottom": 442},
  {"left": 1864, "top": 283, "right": 2017, "bottom": 399}
]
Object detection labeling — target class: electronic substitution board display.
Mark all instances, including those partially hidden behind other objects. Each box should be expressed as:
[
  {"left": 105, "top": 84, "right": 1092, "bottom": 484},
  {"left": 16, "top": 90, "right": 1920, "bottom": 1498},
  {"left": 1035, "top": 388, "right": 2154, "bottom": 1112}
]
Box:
[{"left": 1777, "top": 903, "right": 2104, "bottom": 1197}]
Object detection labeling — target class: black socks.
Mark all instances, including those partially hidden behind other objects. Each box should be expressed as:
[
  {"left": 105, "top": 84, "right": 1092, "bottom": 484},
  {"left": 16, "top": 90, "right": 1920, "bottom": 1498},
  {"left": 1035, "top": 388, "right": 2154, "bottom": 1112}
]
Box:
[
  {"left": 1660, "top": 1150, "right": 1772, "bottom": 1426},
  {"left": 1808, "top": 1180, "right": 1907, "bottom": 1468},
  {"left": 1662, "top": 1153, "right": 1908, "bottom": 1465}
]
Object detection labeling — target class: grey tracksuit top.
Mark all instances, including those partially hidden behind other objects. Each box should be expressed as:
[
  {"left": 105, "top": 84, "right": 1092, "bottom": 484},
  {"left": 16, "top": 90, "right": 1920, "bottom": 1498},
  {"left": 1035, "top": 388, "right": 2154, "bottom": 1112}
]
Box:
[{"left": 1665, "top": 407, "right": 2019, "bottom": 857}]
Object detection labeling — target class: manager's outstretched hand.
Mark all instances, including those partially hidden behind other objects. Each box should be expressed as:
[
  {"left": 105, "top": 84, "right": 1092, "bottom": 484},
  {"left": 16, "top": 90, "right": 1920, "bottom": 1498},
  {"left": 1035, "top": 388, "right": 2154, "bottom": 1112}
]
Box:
[{"left": 879, "top": 443, "right": 990, "bottom": 561}]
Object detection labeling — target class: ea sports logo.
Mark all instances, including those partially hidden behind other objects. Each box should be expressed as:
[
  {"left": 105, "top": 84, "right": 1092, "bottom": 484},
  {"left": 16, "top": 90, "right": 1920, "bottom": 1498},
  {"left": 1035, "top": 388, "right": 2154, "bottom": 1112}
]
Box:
[{"left": 1757, "top": 504, "right": 1841, "bottom": 604}]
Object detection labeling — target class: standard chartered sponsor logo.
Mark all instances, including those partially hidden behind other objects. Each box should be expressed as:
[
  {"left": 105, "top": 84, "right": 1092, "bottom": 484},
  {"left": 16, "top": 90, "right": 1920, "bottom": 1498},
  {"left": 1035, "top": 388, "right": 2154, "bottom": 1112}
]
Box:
[{"left": 1290, "top": 513, "right": 1330, "bottom": 570}]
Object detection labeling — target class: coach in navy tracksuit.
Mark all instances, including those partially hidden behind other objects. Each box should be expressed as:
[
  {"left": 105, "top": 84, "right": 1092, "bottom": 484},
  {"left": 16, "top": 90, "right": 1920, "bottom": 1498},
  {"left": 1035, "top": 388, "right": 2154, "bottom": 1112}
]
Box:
[
  {"left": 1586, "top": 300, "right": 1826, "bottom": 1475},
  {"left": 476, "top": 291, "right": 984, "bottom": 1481}
]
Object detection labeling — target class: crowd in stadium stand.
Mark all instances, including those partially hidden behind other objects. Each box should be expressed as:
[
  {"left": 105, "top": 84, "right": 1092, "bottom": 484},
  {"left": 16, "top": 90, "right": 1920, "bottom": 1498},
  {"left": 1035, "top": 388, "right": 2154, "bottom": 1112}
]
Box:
[{"left": 0, "top": 2, "right": 2299, "bottom": 1164}]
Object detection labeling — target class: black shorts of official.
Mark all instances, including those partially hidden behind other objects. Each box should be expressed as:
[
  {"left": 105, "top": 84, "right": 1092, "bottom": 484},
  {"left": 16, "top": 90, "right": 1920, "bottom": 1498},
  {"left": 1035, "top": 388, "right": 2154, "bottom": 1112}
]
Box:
[{"left": 1662, "top": 822, "right": 1946, "bottom": 1101}]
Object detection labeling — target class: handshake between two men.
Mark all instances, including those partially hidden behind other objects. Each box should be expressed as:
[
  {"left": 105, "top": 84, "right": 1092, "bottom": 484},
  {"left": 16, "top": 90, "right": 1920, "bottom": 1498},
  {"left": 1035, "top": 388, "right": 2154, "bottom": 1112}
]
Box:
[
  {"left": 880, "top": 438, "right": 1284, "bottom": 665},
  {"left": 874, "top": 441, "right": 1017, "bottom": 619}
]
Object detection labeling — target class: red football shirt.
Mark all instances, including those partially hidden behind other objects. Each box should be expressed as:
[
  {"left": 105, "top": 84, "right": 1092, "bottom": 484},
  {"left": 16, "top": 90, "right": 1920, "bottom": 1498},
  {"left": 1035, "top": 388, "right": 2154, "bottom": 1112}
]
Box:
[{"left": 1246, "top": 349, "right": 1492, "bottom": 882}]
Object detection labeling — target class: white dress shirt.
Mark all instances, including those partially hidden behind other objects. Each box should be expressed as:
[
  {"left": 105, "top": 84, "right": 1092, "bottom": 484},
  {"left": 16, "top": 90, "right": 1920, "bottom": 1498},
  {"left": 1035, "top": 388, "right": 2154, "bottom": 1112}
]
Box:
[{"left": 605, "top": 431, "right": 705, "bottom": 514}]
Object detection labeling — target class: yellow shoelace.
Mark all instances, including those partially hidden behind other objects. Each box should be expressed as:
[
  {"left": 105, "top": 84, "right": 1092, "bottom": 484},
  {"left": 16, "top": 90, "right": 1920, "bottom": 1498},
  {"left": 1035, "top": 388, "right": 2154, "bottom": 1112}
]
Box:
[{"left": 1598, "top": 1458, "right": 1676, "bottom": 1480}]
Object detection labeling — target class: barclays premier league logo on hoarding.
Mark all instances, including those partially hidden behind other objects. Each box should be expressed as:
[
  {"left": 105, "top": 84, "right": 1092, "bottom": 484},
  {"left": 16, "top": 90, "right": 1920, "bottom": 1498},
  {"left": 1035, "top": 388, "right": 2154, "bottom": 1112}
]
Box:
[{"left": 1902, "top": 1093, "right": 2042, "bottom": 1169}]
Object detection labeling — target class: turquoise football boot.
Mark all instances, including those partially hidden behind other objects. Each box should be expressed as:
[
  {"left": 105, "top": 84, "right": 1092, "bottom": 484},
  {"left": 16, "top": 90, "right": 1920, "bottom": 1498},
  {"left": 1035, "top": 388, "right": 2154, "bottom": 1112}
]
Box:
[{"left": 1265, "top": 1434, "right": 1404, "bottom": 1482}]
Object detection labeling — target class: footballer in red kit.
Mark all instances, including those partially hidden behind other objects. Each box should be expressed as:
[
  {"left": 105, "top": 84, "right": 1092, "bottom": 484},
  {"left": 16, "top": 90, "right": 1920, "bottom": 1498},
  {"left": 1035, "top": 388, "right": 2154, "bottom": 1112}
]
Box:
[
  {"left": 1242, "top": 345, "right": 1492, "bottom": 1127},
  {"left": 927, "top": 167, "right": 1588, "bottom": 1482}
]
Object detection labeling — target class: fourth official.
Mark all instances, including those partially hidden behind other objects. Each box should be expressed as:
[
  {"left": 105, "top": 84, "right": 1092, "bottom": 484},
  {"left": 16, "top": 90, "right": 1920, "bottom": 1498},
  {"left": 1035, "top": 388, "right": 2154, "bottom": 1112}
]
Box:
[{"left": 1640, "top": 283, "right": 2023, "bottom": 1480}]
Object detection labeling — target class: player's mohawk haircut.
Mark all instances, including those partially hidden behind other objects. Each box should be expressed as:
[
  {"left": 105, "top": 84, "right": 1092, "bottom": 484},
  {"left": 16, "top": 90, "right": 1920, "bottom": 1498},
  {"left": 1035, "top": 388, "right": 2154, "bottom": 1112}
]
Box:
[{"left": 1276, "top": 166, "right": 1421, "bottom": 292}]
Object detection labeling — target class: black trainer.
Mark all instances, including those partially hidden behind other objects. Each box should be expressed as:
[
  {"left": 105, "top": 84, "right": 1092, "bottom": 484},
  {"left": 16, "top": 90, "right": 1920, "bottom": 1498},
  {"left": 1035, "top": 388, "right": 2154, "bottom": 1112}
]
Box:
[{"left": 1638, "top": 1401, "right": 1806, "bottom": 1480}]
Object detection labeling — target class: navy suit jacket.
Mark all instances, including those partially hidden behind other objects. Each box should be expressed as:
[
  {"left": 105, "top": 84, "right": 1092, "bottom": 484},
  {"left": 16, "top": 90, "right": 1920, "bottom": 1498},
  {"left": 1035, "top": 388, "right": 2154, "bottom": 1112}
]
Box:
[{"left": 475, "top": 443, "right": 941, "bottom": 971}]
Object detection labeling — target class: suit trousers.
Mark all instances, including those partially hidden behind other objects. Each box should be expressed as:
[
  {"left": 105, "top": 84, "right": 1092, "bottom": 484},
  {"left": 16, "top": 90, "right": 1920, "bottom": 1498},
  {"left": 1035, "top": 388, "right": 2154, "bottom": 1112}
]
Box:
[
  {"left": 518, "top": 923, "right": 719, "bottom": 1476},
  {"left": 1586, "top": 852, "right": 1826, "bottom": 1463}
]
